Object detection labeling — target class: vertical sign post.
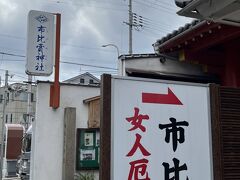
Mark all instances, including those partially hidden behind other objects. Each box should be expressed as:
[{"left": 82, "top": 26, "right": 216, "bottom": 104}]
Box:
[
  {"left": 49, "top": 13, "right": 61, "bottom": 109},
  {"left": 101, "top": 75, "right": 214, "bottom": 180}
]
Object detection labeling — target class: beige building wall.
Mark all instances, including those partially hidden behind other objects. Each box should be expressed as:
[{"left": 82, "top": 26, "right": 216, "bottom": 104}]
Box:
[{"left": 0, "top": 83, "right": 36, "bottom": 142}]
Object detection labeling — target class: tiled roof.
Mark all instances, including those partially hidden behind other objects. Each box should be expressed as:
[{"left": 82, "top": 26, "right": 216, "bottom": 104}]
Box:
[
  {"left": 119, "top": 53, "right": 178, "bottom": 61},
  {"left": 119, "top": 53, "right": 159, "bottom": 60},
  {"left": 153, "top": 19, "right": 203, "bottom": 49}
]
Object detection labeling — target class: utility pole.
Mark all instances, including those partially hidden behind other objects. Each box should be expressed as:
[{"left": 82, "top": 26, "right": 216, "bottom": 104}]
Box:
[
  {"left": 0, "top": 70, "right": 9, "bottom": 179},
  {"left": 129, "top": 0, "right": 133, "bottom": 54},
  {"left": 26, "top": 75, "right": 32, "bottom": 129}
]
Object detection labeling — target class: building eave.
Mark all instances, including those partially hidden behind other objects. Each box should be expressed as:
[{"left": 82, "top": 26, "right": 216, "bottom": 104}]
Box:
[{"left": 154, "top": 20, "right": 221, "bottom": 53}]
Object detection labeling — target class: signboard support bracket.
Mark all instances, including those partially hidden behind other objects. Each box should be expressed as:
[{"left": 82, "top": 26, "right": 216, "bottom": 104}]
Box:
[{"left": 50, "top": 13, "right": 61, "bottom": 109}]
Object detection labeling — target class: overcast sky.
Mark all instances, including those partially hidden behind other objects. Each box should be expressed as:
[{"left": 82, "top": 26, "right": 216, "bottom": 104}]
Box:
[{"left": 0, "top": 0, "right": 192, "bottom": 84}]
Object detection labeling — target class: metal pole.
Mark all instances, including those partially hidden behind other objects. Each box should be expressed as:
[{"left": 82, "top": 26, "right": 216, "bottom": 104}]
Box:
[
  {"left": 26, "top": 75, "right": 32, "bottom": 129},
  {"left": 129, "top": 0, "right": 133, "bottom": 54},
  {"left": 50, "top": 13, "right": 61, "bottom": 109},
  {"left": 0, "top": 70, "right": 9, "bottom": 179}
]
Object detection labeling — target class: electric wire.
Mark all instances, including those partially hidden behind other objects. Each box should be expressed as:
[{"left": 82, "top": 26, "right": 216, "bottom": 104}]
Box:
[
  {"left": 133, "top": 13, "right": 175, "bottom": 30},
  {"left": 0, "top": 51, "right": 117, "bottom": 70},
  {"left": 135, "top": 0, "right": 177, "bottom": 11},
  {"left": 45, "top": 0, "right": 128, "bottom": 12},
  {"left": 0, "top": 52, "right": 25, "bottom": 58},
  {"left": 0, "top": 33, "right": 118, "bottom": 54},
  {"left": 132, "top": 0, "right": 177, "bottom": 15},
  {"left": 60, "top": 61, "right": 117, "bottom": 70}
]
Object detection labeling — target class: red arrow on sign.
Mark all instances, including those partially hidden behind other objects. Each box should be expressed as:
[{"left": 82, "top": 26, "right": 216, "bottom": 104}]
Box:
[{"left": 142, "top": 88, "right": 183, "bottom": 105}]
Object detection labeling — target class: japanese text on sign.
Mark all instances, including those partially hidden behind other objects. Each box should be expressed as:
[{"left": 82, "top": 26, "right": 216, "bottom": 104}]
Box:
[
  {"left": 26, "top": 10, "right": 54, "bottom": 76},
  {"left": 111, "top": 77, "right": 213, "bottom": 180}
]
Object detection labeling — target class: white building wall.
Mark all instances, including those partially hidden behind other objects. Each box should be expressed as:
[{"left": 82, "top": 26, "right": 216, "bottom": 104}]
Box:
[
  {"left": 65, "top": 75, "right": 100, "bottom": 86},
  {"left": 67, "top": 75, "right": 99, "bottom": 86},
  {"left": 30, "top": 82, "right": 100, "bottom": 180}
]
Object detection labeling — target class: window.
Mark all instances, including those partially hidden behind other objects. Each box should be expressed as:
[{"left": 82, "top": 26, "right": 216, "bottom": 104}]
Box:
[
  {"left": 23, "top": 114, "right": 27, "bottom": 123},
  {"left": 89, "top": 79, "right": 94, "bottom": 84},
  {"left": 10, "top": 92, "right": 14, "bottom": 101},
  {"left": 80, "top": 78, "right": 85, "bottom": 84},
  {"left": 10, "top": 114, "right": 12, "bottom": 123},
  {"left": 5, "top": 114, "right": 8, "bottom": 123},
  {"left": 6, "top": 93, "right": 9, "bottom": 102},
  {"left": 31, "top": 93, "right": 34, "bottom": 102},
  {"left": 21, "top": 92, "right": 28, "bottom": 101},
  {"left": 0, "top": 95, "right": 3, "bottom": 103}
]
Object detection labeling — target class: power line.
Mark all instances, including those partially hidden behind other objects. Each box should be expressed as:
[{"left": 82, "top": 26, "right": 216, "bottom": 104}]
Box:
[
  {"left": 0, "top": 80, "right": 26, "bottom": 83},
  {"left": 49, "top": 0, "right": 127, "bottom": 7},
  {"left": 133, "top": 13, "right": 175, "bottom": 30},
  {"left": 133, "top": 0, "right": 177, "bottom": 15},
  {"left": 139, "top": 28, "right": 165, "bottom": 37},
  {"left": 0, "top": 59, "right": 25, "bottom": 62},
  {"left": 131, "top": 12, "right": 174, "bottom": 38},
  {"left": 78, "top": 0, "right": 128, "bottom": 7},
  {"left": 136, "top": 30, "right": 162, "bottom": 39},
  {"left": 0, "top": 68, "right": 26, "bottom": 76},
  {"left": 142, "top": 24, "right": 169, "bottom": 34},
  {"left": 0, "top": 55, "right": 117, "bottom": 71},
  {"left": 0, "top": 34, "right": 119, "bottom": 54},
  {"left": 141, "top": 22, "right": 171, "bottom": 33},
  {"left": 61, "top": 61, "right": 117, "bottom": 70},
  {"left": 154, "top": 0, "right": 176, "bottom": 7},
  {"left": 132, "top": 13, "right": 172, "bottom": 33},
  {"left": 136, "top": 0, "right": 177, "bottom": 11},
  {"left": 61, "top": 43, "right": 116, "bottom": 53},
  {"left": 0, "top": 52, "right": 25, "bottom": 58},
  {"left": 12, "top": 74, "right": 27, "bottom": 79},
  {"left": 0, "top": 46, "right": 25, "bottom": 53},
  {"left": 0, "top": 34, "right": 25, "bottom": 40},
  {"left": 44, "top": 0, "right": 128, "bottom": 12}
]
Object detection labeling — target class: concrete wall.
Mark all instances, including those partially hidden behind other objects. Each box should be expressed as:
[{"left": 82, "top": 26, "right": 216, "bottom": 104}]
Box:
[{"left": 30, "top": 82, "right": 99, "bottom": 180}]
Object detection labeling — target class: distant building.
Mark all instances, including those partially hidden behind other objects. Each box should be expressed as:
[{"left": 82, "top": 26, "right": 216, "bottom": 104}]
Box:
[
  {"left": 63, "top": 72, "right": 100, "bottom": 86},
  {"left": 0, "top": 83, "right": 36, "bottom": 142}
]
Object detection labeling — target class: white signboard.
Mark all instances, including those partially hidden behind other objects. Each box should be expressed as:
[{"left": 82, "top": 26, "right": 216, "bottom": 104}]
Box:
[
  {"left": 26, "top": 10, "right": 55, "bottom": 76},
  {"left": 111, "top": 76, "right": 213, "bottom": 180}
]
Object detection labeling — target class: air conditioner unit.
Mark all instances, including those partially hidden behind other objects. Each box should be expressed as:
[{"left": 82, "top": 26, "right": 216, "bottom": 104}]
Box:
[{"left": 177, "top": 0, "right": 240, "bottom": 26}]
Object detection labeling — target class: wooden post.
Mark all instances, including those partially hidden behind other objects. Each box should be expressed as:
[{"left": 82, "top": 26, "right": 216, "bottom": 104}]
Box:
[
  {"left": 100, "top": 74, "right": 112, "bottom": 180},
  {"left": 210, "top": 84, "right": 223, "bottom": 180},
  {"left": 62, "top": 107, "right": 76, "bottom": 180}
]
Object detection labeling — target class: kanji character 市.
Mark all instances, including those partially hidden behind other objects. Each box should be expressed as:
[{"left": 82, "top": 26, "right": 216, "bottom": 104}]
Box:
[
  {"left": 162, "top": 158, "right": 189, "bottom": 180},
  {"left": 37, "top": 25, "right": 46, "bottom": 33},
  {"left": 126, "top": 107, "right": 149, "bottom": 132},
  {"left": 159, "top": 117, "right": 189, "bottom": 152},
  {"left": 127, "top": 133, "right": 151, "bottom": 157},
  {"left": 128, "top": 158, "right": 151, "bottom": 180}
]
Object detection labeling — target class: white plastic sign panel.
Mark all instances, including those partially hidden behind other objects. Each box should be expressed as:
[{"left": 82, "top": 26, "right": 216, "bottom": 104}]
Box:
[
  {"left": 26, "top": 10, "right": 55, "bottom": 76},
  {"left": 111, "top": 77, "right": 213, "bottom": 180}
]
